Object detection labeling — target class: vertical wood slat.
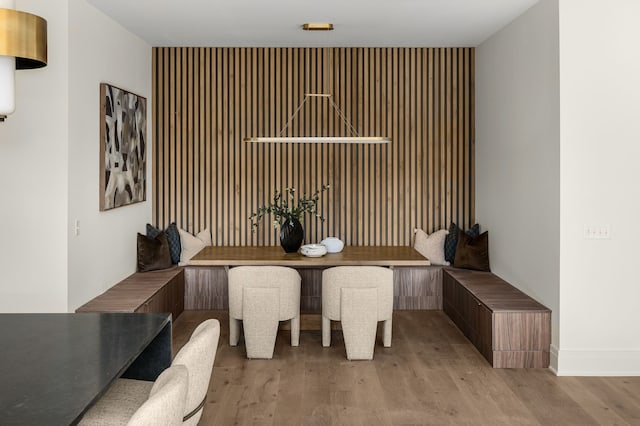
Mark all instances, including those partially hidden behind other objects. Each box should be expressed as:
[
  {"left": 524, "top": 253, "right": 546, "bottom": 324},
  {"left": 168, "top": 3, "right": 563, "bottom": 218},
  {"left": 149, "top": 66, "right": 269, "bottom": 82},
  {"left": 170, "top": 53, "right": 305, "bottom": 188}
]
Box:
[{"left": 153, "top": 48, "right": 474, "bottom": 246}]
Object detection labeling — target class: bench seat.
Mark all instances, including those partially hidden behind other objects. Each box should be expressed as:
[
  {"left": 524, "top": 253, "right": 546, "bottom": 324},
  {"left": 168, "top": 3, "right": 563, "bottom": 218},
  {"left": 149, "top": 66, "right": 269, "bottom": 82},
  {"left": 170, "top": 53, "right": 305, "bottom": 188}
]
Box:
[
  {"left": 443, "top": 268, "right": 551, "bottom": 368},
  {"left": 76, "top": 267, "right": 184, "bottom": 320}
]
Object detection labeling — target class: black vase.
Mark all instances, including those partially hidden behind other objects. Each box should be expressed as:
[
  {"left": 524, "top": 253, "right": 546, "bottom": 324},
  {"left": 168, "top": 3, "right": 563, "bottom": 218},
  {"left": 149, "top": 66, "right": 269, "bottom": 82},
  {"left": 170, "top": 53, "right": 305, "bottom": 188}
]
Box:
[{"left": 280, "top": 218, "right": 304, "bottom": 253}]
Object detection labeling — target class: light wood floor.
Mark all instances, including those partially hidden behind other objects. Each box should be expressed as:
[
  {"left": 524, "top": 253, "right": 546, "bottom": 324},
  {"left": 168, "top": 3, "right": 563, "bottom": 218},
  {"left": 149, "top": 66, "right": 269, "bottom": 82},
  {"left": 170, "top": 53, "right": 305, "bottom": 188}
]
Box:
[{"left": 173, "top": 311, "right": 640, "bottom": 425}]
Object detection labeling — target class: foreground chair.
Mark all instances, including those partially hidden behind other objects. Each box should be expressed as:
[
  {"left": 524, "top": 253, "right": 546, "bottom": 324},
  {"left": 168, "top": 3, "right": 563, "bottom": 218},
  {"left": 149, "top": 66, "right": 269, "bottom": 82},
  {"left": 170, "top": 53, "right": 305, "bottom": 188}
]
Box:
[
  {"left": 83, "top": 319, "right": 220, "bottom": 425},
  {"left": 322, "top": 266, "right": 394, "bottom": 360},
  {"left": 228, "top": 266, "right": 301, "bottom": 359},
  {"left": 79, "top": 364, "right": 188, "bottom": 426},
  {"left": 173, "top": 319, "right": 220, "bottom": 425}
]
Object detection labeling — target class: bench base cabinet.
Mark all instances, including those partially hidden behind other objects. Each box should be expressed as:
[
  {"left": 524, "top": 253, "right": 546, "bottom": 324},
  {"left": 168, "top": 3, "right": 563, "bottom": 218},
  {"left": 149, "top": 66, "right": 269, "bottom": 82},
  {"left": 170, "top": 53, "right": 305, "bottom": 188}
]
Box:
[
  {"left": 443, "top": 269, "right": 551, "bottom": 368},
  {"left": 135, "top": 270, "right": 185, "bottom": 319}
]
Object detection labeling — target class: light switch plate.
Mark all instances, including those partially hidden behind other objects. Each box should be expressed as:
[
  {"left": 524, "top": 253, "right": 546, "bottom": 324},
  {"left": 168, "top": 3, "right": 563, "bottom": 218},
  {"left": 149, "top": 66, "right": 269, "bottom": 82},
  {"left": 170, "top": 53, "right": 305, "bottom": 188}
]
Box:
[{"left": 583, "top": 225, "right": 610, "bottom": 239}]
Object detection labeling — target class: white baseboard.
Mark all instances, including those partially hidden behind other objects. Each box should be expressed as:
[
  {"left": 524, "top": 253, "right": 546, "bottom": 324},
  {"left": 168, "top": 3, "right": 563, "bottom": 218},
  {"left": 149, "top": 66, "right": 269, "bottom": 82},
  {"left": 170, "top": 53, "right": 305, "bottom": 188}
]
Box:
[{"left": 554, "top": 347, "right": 640, "bottom": 376}]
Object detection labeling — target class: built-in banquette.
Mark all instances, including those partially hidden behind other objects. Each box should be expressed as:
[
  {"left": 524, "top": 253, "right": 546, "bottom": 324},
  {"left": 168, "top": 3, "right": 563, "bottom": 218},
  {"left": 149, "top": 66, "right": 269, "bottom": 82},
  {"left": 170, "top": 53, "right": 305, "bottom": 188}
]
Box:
[{"left": 78, "top": 246, "right": 551, "bottom": 369}]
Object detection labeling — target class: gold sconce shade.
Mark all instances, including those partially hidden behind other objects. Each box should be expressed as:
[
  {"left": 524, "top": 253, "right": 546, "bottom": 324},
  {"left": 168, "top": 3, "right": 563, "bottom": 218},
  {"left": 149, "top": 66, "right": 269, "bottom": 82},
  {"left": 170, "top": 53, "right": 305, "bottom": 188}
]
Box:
[{"left": 0, "top": 8, "right": 47, "bottom": 69}]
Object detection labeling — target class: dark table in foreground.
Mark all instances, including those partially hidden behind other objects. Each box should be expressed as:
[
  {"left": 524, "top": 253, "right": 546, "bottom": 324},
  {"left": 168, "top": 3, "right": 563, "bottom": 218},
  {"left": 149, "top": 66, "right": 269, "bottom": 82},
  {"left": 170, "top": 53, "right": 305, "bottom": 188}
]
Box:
[{"left": 0, "top": 313, "right": 172, "bottom": 426}]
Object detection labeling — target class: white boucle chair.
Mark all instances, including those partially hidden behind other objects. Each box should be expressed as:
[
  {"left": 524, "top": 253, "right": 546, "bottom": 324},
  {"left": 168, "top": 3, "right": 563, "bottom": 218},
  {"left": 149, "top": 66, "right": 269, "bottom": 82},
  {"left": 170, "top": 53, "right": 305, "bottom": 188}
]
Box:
[
  {"left": 228, "top": 266, "right": 301, "bottom": 359},
  {"left": 172, "top": 319, "right": 220, "bottom": 425},
  {"left": 322, "top": 266, "right": 394, "bottom": 360},
  {"left": 82, "top": 319, "right": 220, "bottom": 426},
  {"left": 79, "top": 364, "right": 188, "bottom": 426}
]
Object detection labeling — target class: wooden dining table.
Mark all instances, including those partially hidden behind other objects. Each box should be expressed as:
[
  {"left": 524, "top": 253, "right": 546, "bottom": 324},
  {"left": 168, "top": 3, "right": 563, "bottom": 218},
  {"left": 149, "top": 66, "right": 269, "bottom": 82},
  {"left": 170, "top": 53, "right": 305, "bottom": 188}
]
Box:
[
  {"left": 188, "top": 245, "right": 431, "bottom": 267},
  {"left": 185, "top": 245, "right": 439, "bottom": 313}
]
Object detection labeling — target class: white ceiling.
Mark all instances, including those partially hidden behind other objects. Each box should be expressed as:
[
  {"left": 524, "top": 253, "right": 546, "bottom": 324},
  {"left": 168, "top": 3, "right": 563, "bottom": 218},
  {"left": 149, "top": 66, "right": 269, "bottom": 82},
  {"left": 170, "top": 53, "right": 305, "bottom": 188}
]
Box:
[{"left": 86, "top": 0, "right": 539, "bottom": 47}]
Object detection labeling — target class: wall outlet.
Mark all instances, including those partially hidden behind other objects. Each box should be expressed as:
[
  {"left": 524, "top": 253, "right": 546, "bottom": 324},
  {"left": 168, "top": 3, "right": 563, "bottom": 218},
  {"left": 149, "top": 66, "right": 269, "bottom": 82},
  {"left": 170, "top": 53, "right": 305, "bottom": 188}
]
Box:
[
  {"left": 583, "top": 225, "right": 610, "bottom": 239},
  {"left": 74, "top": 219, "right": 80, "bottom": 236}
]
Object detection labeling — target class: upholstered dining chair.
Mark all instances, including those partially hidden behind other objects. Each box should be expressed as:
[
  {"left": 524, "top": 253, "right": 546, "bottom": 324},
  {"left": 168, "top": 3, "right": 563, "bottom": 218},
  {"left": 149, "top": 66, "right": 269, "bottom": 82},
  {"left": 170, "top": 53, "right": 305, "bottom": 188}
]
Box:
[
  {"left": 173, "top": 319, "right": 220, "bottom": 425},
  {"left": 228, "top": 266, "right": 301, "bottom": 359},
  {"left": 79, "top": 364, "right": 188, "bottom": 426},
  {"left": 322, "top": 266, "right": 394, "bottom": 360},
  {"left": 81, "top": 319, "right": 220, "bottom": 426}
]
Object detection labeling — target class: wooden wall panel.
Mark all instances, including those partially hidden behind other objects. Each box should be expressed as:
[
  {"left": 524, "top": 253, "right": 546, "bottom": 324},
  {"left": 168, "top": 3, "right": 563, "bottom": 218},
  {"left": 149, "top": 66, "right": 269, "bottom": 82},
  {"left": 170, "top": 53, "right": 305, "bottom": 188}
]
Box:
[{"left": 152, "top": 48, "right": 474, "bottom": 246}]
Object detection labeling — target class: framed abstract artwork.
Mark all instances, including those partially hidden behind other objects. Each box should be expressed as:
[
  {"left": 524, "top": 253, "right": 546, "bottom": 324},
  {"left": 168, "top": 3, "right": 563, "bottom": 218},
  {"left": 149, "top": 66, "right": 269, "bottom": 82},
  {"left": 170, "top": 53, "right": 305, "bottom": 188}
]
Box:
[{"left": 99, "top": 83, "right": 147, "bottom": 211}]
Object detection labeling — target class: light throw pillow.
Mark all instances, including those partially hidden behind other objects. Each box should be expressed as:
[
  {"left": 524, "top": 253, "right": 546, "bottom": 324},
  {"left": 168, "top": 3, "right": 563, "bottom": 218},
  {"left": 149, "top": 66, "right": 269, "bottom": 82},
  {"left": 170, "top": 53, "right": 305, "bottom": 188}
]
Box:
[
  {"left": 178, "top": 228, "right": 212, "bottom": 265},
  {"left": 413, "top": 228, "right": 450, "bottom": 266}
]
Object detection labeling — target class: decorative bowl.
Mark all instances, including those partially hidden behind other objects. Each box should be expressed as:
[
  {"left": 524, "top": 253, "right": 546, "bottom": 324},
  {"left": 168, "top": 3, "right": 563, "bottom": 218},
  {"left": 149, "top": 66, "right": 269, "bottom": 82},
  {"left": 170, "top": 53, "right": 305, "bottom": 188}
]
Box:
[
  {"left": 320, "top": 237, "right": 344, "bottom": 253},
  {"left": 300, "top": 244, "right": 328, "bottom": 257}
]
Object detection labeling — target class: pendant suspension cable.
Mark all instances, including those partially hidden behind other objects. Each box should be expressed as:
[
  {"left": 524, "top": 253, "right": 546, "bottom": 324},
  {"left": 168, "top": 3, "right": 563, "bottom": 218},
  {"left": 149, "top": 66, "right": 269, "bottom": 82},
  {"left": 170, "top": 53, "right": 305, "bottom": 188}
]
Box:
[
  {"left": 278, "top": 95, "right": 310, "bottom": 137},
  {"left": 245, "top": 93, "right": 390, "bottom": 144},
  {"left": 328, "top": 96, "right": 360, "bottom": 137}
]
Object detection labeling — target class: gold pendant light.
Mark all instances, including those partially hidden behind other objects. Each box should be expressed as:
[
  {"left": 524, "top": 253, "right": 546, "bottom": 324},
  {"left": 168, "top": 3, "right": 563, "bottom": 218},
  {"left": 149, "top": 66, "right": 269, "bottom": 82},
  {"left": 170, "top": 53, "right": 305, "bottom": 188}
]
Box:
[{"left": 244, "top": 94, "right": 391, "bottom": 144}]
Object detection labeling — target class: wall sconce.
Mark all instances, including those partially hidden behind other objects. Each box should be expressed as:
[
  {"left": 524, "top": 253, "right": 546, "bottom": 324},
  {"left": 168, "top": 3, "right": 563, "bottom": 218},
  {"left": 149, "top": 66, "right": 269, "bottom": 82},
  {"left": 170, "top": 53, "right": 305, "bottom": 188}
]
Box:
[{"left": 0, "top": 0, "right": 47, "bottom": 122}]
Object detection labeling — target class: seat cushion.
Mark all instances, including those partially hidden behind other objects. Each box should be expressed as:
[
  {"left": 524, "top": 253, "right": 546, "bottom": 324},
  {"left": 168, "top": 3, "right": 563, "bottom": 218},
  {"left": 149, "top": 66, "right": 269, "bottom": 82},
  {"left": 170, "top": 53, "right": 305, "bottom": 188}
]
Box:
[{"left": 79, "top": 379, "right": 153, "bottom": 425}]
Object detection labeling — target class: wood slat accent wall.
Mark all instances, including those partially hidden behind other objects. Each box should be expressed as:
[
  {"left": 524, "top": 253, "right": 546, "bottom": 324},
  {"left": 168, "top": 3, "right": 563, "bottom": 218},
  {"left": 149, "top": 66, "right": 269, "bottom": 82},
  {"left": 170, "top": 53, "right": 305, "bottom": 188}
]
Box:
[{"left": 152, "top": 47, "right": 474, "bottom": 246}]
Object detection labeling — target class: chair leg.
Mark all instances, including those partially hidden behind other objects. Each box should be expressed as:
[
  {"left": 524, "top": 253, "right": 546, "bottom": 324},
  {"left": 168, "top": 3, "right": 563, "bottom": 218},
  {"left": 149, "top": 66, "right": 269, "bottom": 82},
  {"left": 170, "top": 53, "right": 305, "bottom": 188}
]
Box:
[
  {"left": 229, "top": 317, "right": 240, "bottom": 346},
  {"left": 322, "top": 316, "right": 331, "bottom": 347},
  {"left": 243, "top": 287, "right": 280, "bottom": 359},
  {"left": 383, "top": 319, "right": 392, "bottom": 347},
  {"left": 341, "top": 287, "right": 378, "bottom": 360},
  {"left": 290, "top": 315, "right": 300, "bottom": 347}
]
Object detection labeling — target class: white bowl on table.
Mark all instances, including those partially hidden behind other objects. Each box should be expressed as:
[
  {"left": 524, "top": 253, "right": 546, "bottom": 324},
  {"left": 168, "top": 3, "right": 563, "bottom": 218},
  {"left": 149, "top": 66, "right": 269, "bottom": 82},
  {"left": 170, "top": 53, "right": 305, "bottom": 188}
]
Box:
[
  {"left": 320, "top": 237, "right": 344, "bottom": 253},
  {"left": 300, "top": 244, "right": 328, "bottom": 257}
]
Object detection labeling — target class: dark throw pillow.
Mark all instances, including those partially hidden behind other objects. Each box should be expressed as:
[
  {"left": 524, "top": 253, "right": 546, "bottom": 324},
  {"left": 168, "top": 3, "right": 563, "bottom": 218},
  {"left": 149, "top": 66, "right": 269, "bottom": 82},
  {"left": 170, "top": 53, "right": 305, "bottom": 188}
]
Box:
[
  {"left": 146, "top": 223, "right": 181, "bottom": 264},
  {"left": 453, "top": 229, "right": 490, "bottom": 272},
  {"left": 137, "top": 232, "right": 172, "bottom": 272},
  {"left": 444, "top": 222, "right": 480, "bottom": 263}
]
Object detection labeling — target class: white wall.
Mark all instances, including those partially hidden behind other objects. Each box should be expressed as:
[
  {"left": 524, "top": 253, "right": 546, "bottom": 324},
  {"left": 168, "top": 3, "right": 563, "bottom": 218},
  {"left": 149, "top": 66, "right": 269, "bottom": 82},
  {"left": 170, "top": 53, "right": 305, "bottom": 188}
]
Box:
[
  {"left": 558, "top": 0, "right": 640, "bottom": 375},
  {"left": 478, "top": 0, "right": 640, "bottom": 375},
  {"left": 0, "top": 0, "right": 151, "bottom": 312},
  {"left": 476, "top": 0, "right": 561, "bottom": 366},
  {"left": 67, "top": 0, "right": 152, "bottom": 311},
  {"left": 0, "top": 0, "right": 70, "bottom": 312}
]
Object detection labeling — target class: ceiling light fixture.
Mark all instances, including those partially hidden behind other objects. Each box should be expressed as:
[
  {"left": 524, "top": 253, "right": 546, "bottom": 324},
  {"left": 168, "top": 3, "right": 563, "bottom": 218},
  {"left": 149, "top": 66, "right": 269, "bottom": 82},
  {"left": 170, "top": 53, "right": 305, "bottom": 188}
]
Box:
[
  {"left": 0, "top": 0, "right": 47, "bottom": 122},
  {"left": 302, "top": 22, "right": 334, "bottom": 31},
  {"left": 244, "top": 93, "right": 391, "bottom": 144}
]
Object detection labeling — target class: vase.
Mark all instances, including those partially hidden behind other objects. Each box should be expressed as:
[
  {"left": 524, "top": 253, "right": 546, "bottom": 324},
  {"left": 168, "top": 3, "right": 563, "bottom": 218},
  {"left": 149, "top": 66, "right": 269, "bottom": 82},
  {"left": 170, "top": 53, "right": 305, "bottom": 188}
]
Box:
[{"left": 280, "top": 218, "right": 304, "bottom": 253}]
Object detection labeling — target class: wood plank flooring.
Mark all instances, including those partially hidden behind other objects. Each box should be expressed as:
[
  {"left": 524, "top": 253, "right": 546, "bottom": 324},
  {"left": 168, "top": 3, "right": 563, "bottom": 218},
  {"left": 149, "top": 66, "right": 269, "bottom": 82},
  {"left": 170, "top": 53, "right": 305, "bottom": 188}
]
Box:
[{"left": 173, "top": 311, "right": 640, "bottom": 425}]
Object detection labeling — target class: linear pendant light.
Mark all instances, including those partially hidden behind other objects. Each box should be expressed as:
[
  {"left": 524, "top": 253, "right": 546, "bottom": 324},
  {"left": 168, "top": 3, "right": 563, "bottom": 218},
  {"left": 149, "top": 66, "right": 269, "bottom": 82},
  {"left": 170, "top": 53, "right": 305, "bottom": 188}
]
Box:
[{"left": 244, "top": 93, "right": 391, "bottom": 144}]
